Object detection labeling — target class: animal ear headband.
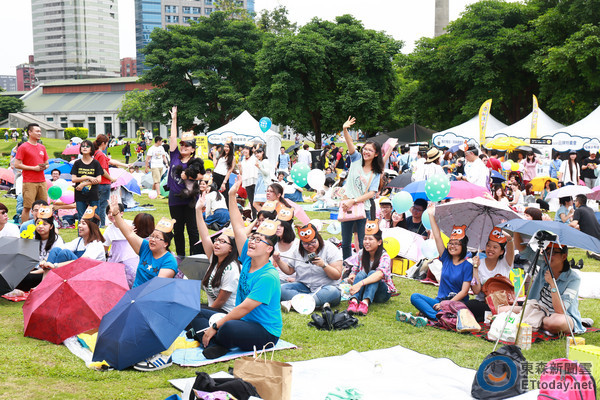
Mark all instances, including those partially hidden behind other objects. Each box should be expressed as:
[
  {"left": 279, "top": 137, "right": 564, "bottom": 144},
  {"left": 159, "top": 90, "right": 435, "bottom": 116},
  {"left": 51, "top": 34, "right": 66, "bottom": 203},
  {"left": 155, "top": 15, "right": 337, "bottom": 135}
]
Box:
[
  {"left": 156, "top": 218, "right": 176, "bottom": 233},
  {"left": 297, "top": 223, "right": 317, "bottom": 242},
  {"left": 257, "top": 219, "right": 280, "bottom": 237},
  {"left": 277, "top": 205, "right": 294, "bottom": 222},
  {"left": 82, "top": 206, "right": 98, "bottom": 221},
  {"left": 365, "top": 219, "right": 380, "bottom": 236},
  {"left": 450, "top": 225, "right": 467, "bottom": 241},
  {"left": 38, "top": 205, "right": 53, "bottom": 219},
  {"left": 488, "top": 228, "right": 507, "bottom": 244}
]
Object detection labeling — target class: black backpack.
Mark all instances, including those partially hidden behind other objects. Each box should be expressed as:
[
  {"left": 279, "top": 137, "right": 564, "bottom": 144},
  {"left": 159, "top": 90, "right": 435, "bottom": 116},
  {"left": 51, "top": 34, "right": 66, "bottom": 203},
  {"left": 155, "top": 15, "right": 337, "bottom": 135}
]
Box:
[
  {"left": 308, "top": 307, "right": 358, "bottom": 331},
  {"left": 472, "top": 345, "right": 528, "bottom": 400},
  {"left": 189, "top": 372, "right": 259, "bottom": 400}
]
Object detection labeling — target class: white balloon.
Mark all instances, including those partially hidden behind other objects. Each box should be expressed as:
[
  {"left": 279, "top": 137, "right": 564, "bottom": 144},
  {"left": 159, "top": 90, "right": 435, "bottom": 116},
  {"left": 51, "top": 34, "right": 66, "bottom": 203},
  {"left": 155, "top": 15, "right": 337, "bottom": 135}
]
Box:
[
  {"left": 306, "top": 169, "right": 326, "bottom": 190},
  {"left": 54, "top": 178, "right": 70, "bottom": 190}
]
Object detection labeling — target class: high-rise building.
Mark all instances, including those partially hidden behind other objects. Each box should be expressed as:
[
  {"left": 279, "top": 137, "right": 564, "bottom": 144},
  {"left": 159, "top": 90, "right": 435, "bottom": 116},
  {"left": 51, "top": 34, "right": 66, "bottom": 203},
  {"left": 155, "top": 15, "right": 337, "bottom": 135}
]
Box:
[
  {"left": 0, "top": 76, "right": 17, "bottom": 92},
  {"left": 31, "top": 0, "right": 121, "bottom": 82},
  {"left": 16, "top": 55, "right": 36, "bottom": 91},
  {"left": 135, "top": 0, "right": 251, "bottom": 74},
  {"left": 120, "top": 57, "right": 137, "bottom": 77}
]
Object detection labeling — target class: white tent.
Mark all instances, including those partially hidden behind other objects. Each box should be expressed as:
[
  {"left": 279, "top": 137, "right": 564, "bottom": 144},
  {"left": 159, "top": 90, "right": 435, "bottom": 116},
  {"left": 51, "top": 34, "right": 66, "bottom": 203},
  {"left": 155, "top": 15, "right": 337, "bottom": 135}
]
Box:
[
  {"left": 432, "top": 114, "right": 507, "bottom": 148},
  {"left": 206, "top": 110, "right": 282, "bottom": 163},
  {"left": 540, "top": 105, "right": 600, "bottom": 152},
  {"left": 486, "top": 108, "right": 564, "bottom": 140}
]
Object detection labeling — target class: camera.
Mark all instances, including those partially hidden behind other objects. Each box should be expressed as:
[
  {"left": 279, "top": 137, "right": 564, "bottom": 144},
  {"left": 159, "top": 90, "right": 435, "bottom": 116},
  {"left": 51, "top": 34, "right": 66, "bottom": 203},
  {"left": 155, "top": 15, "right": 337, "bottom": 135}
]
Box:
[{"left": 535, "top": 230, "right": 557, "bottom": 242}]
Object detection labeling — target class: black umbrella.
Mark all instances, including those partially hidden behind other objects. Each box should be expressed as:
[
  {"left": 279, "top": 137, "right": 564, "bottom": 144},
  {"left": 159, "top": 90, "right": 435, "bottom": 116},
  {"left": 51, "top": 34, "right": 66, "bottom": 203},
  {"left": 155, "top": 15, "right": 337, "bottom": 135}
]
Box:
[
  {"left": 515, "top": 145, "right": 542, "bottom": 155},
  {"left": 177, "top": 255, "right": 210, "bottom": 281},
  {"left": 286, "top": 143, "right": 301, "bottom": 154},
  {"left": 386, "top": 172, "right": 413, "bottom": 189},
  {"left": 0, "top": 238, "right": 40, "bottom": 295}
]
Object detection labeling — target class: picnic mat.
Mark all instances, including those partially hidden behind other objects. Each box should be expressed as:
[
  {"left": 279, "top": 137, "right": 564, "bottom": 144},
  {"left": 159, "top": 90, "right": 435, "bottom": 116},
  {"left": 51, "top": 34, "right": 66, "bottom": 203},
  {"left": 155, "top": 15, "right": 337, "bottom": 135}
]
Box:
[
  {"left": 172, "top": 338, "right": 297, "bottom": 367},
  {"left": 1, "top": 290, "right": 31, "bottom": 302},
  {"left": 578, "top": 271, "right": 600, "bottom": 299},
  {"left": 124, "top": 206, "right": 156, "bottom": 212}
]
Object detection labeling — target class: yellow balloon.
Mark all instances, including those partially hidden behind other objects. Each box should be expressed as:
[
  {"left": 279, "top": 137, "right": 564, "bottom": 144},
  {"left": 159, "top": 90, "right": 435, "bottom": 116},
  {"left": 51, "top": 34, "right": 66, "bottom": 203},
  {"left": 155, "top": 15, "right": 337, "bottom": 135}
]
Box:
[
  {"left": 441, "top": 232, "right": 450, "bottom": 247},
  {"left": 383, "top": 237, "right": 400, "bottom": 258},
  {"left": 510, "top": 161, "right": 519, "bottom": 171}
]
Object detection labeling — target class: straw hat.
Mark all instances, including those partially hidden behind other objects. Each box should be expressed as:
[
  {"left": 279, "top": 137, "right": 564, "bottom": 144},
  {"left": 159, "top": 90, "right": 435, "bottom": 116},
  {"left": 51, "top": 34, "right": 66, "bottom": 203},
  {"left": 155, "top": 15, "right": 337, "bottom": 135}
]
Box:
[{"left": 426, "top": 147, "right": 442, "bottom": 163}]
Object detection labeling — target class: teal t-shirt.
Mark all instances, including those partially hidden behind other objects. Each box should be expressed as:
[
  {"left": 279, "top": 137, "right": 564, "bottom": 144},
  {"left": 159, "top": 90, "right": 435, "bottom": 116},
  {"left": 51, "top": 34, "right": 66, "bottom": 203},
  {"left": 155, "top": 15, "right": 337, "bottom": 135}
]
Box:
[
  {"left": 237, "top": 240, "right": 282, "bottom": 337},
  {"left": 133, "top": 240, "right": 178, "bottom": 288}
]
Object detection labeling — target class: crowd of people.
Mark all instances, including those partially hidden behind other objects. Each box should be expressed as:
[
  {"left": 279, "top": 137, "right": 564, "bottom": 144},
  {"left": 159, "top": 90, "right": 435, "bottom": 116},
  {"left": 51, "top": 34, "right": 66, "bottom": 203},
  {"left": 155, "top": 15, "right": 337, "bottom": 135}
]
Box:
[{"left": 0, "top": 117, "right": 596, "bottom": 372}]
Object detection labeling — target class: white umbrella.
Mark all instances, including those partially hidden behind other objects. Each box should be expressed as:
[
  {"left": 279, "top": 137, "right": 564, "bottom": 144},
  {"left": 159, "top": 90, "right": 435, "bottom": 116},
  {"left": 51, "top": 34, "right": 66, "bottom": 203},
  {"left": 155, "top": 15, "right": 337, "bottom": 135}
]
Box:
[
  {"left": 382, "top": 227, "right": 424, "bottom": 262},
  {"left": 545, "top": 185, "right": 591, "bottom": 200},
  {"left": 434, "top": 198, "right": 522, "bottom": 250}
]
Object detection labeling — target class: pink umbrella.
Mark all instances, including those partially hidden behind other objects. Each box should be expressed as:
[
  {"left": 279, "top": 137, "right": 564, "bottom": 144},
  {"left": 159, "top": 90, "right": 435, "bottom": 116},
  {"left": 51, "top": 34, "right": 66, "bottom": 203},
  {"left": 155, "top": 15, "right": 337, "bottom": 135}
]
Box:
[
  {"left": 62, "top": 144, "right": 80, "bottom": 155},
  {"left": 448, "top": 181, "right": 490, "bottom": 200},
  {"left": 0, "top": 167, "right": 15, "bottom": 184},
  {"left": 588, "top": 186, "right": 600, "bottom": 201},
  {"left": 285, "top": 199, "right": 310, "bottom": 225}
]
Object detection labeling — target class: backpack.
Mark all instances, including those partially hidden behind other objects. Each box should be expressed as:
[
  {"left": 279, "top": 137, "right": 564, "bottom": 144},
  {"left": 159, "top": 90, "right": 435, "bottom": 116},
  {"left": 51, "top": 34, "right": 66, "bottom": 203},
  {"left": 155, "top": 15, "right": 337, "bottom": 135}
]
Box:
[
  {"left": 308, "top": 307, "right": 358, "bottom": 331},
  {"left": 472, "top": 345, "right": 528, "bottom": 400},
  {"left": 434, "top": 300, "right": 467, "bottom": 331},
  {"left": 538, "top": 358, "right": 596, "bottom": 400},
  {"left": 189, "top": 371, "right": 259, "bottom": 400}
]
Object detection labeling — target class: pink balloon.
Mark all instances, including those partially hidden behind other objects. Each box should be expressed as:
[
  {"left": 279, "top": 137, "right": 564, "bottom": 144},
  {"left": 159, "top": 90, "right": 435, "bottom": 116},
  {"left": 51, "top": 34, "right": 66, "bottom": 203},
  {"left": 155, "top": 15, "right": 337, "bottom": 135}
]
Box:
[
  {"left": 59, "top": 191, "right": 75, "bottom": 204},
  {"left": 148, "top": 190, "right": 158, "bottom": 199}
]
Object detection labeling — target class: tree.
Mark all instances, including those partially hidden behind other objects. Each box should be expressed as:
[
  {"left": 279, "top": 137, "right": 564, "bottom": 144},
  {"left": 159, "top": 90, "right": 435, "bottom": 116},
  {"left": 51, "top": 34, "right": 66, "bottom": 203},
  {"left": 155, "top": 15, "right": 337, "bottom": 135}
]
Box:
[
  {"left": 117, "top": 89, "right": 159, "bottom": 126},
  {"left": 256, "top": 6, "right": 297, "bottom": 35},
  {"left": 250, "top": 15, "right": 401, "bottom": 147},
  {"left": 141, "top": 11, "right": 262, "bottom": 131},
  {"left": 215, "top": 0, "right": 253, "bottom": 20},
  {"left": 0, "top": 97, "right": 24, "bottom": 120}
]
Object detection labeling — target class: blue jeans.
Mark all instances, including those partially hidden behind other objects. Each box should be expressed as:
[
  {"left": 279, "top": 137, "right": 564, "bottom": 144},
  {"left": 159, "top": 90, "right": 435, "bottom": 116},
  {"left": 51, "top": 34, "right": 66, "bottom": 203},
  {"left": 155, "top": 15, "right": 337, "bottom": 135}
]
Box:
[
  {"left": 410, "top": 293, "right": 440, "bottom": 320},
  {"left": 47, "top": 247, "right": 81, "bottom": 264},
  {"left": 187, "top": 309, "right": 279, "bottom": 351},
  {"left": 341, "top": 218, "right": 366, "bottom": 260},
  {"left": 97, "top": 183, "right": 111, "bottom": 227},
  {"left": 352, "top": 270, "right": 391, "bottom": 304},
  {"left": 280, "top": 282, "right": 341, "bottom": 307},
  {"left": 76, "top": 200, "right": 98, "bottom": 221},
  {"left": 204, "top": 209, "right": 230, "bottom": 228}
]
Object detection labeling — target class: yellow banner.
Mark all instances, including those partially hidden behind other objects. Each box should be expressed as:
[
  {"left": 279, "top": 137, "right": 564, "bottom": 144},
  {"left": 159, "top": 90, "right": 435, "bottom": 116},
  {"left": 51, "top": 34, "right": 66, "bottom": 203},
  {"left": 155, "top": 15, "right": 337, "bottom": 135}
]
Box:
[
  {"left": 479, "top": 99, "right": 492, "bottom": 145},
  {"left": 195, "top": 136, "right": 209, "bottom": 159},
  {"left": 530, "top": 95, "right": 539, "bottom": 139}
]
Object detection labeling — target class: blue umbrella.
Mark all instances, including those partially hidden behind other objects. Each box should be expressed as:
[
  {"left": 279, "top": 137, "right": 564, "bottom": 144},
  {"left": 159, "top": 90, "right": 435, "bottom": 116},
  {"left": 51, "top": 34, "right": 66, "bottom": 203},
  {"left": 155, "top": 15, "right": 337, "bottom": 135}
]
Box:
[
  {"left": 92, "top": 278, "right": 201, "bottom": 370},
  {"left": 497, "top": 219, "right": 600, "bottom": 253},
  {"left": 403, "top": 181, "right": 429, "bottom": 201},
  {"left": 44, "top": 162, "right": 72, "bottom": 175},
  {"left": 490, "top": 170, "right": 506, "bottom": 184}
]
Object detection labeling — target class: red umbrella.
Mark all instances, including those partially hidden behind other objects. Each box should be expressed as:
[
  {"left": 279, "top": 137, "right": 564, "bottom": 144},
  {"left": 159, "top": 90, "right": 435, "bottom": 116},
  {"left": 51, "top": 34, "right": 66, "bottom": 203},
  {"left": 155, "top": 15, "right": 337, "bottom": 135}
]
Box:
[
  {"left": 23, "top": 258, "right": 129, "bottom": 344},
  {"left": 62, "top": 144, "right": 80, "bottom": 155},
  {"left": 448, "top": 181, "right": 490, "bottom": 200},
  {"left": 0, "top": 167, "right": 15, "bottom": 184}
]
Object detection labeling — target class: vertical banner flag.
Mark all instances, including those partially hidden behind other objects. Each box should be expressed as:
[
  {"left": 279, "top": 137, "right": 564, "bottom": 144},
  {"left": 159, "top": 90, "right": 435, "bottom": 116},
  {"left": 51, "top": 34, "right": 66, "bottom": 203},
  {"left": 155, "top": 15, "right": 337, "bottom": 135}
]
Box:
[
  {"left": 479, "top": 99, "right": 492, "bottom": 145},
  {"left": 195, "top": 136, "right": 209, "bottom": 159},
  {"left": 530, "top": 95, "right": 539, "bottom": 139}
]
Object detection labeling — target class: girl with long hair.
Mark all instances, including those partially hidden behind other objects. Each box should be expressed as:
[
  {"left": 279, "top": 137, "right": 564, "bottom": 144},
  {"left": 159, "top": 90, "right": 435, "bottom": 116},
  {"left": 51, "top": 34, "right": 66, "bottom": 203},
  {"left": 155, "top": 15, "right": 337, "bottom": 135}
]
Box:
[
  {"left": 344, "top": 220, "right": 396, "bottom": 316},
  {"left": 240, "top": 144, "right": 258, "bottom": 218},
  {"left": 195, "top": 196, "right": 240, "bottom": 313},
  {"left": 522, "top": 151, "right": 541, "bottom": 186},
  {"left": 340, "top": 116, "right": 383, "bottom": 259},
  {"left": 252, "top": 146, "right": 272, "bottom": 212},
  {"left": 492, "top": 184, "right": 509, "bottom": 206},
  {"left": 212, "top": 142, "right": 235, "bottom": 203},
  {"left": 273, "top": 205, "right": 298, "bottom": 283},
  {"left": 70, "top": 140, "right": 103, "bottom": 221},
  {"left": 559, "top": 150, "right": 580, "bottom": 186}
]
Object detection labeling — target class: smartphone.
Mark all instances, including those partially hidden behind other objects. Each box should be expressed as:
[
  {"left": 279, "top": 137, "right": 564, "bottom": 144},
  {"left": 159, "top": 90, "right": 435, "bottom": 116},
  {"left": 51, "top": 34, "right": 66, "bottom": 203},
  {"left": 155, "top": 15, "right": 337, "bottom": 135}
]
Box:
[{"left": 307, "top": 252, "right": 317, "bottom": 262}]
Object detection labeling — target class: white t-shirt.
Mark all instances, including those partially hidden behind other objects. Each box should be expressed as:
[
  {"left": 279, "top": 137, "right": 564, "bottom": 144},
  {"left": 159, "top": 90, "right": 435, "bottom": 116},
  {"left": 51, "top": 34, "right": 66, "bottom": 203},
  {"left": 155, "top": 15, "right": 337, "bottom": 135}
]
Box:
[
  {"left": 287, "top": 241, "right": 342, "bottom": 292},
  {"left": 0, "top": 223, "right": 20, "bottom": 238},
  {"left": 204, "top": 191, "right": 227, "bottom": 216},
  {"left": 39, "top": 236, "right": 65, "bottom": 262},
  {"left": 63, "top": 237, "right": 106, "bottom": 261},
  {"left": 275, "top": 238, "right": 299, "bottom": 282},
  {"left": 147, "top": 145, "right": 167, "bottom": 169},
  {"left": 413, "top": 162, "right": 444, "bottom": 182},
  {"left": 203, "top": 258, "right": 240, "bottom": 312},
  {"left": 297, "top": 149, "right": 312, "bottom": 166},
  {"left": 476, "top": 256, "right": 512, "bottom": 301},
  {"left": 465, "top": 158, "right": 489, "bottom": 187},
  {"left": 559, "top": 161, "right": 580, "bottom": 185},
  {"left": 103, "top": 220, "right": 138, "bottom": 263},
  {"left": 240, "top": 155, "right": 258, "bottom": 187}
]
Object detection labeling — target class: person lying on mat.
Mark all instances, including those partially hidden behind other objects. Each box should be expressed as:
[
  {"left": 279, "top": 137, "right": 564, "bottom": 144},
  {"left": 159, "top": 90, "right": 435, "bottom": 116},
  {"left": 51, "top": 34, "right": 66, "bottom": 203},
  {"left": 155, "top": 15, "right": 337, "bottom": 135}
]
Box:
[
  {"left": 409, "top": 203, "right": 473, "bottom": 321},
  {"left": 39, "top": 205, "right": 106, "bottom": 273},
  {"left": 107, "top": 196, "right": 177, "bottom": 288},
  {"left": 195, "top": 196, "right": 240, "bottom": 313},
  {"left": 501, "top": 242, "right": 585, "bottom": 335},
  {"left": 186, "top": 176, "right": 282, "bottom": 360},
  {"left": 465, "top": 228, "right": 514, "bottom": 322},
  {"left": 343, "top": 219, "right": 396, "bottom": 316},
  {"left": 273, "top": 221, "right": 343, "bottom": 310}
]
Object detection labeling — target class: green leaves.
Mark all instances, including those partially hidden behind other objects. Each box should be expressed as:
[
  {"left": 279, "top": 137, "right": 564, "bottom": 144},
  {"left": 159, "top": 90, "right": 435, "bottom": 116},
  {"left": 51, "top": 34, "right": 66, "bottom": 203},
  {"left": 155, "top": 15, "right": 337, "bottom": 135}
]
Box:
[{"left": 0, "top": 97, "right": 24, "bottom": 121}]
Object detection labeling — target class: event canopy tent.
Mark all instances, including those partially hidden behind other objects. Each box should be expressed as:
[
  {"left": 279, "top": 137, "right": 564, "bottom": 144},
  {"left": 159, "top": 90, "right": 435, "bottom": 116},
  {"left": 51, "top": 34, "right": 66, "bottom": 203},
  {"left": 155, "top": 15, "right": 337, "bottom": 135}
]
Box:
[
  {"left": 486, "top": 108, "right": 564, "bottom": 141},
  {"left": 432, "top": 114, "right": 507, "bottom": 149},
  {"left": 540, "top": 105, "right": 600, "bottom": 152}
]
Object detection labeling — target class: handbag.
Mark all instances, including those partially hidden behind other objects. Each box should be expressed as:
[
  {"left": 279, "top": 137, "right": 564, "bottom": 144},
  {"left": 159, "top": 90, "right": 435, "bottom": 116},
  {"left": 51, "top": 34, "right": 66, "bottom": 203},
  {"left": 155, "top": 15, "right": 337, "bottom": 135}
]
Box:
[
  {"left": 233, "top": 343, "right": 293, "bottom": 400},
  {"left": 337, "top": 173, "right": 374, "bottom": 222}
]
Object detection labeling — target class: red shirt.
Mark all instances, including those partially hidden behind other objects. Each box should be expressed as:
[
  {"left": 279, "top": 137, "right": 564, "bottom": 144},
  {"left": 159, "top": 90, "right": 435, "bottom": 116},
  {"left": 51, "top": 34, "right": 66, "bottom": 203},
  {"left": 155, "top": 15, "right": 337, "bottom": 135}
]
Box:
[
  {"left": 16, "top": 141, "right": 48, "bottom": 183},
  {"left": 94, "top": 149, "right": 111, "bottom": 184},
  {"left": 487, "top": 157, "right": 502, "bottom": 173}
]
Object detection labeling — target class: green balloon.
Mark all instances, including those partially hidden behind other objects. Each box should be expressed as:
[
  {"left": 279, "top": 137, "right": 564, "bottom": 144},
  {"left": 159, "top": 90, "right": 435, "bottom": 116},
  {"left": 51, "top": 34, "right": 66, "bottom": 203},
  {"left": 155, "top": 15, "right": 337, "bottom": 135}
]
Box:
[
  {"left": 48, "top": 185, "right": 63, "bottom": 200},
  {"left": 425, "top": 174, "right": 450, "bottom": 202},
  {"left": 291, "top": 163, "right": 310, "bottom": 187}
]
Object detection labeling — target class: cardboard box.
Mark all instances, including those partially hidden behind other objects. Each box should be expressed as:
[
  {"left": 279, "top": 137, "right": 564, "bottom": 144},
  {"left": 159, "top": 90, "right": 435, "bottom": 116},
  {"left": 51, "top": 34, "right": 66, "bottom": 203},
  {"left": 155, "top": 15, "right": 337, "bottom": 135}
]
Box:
[{"left": 568, "top": 345, "right": 600, "bottom": 382}]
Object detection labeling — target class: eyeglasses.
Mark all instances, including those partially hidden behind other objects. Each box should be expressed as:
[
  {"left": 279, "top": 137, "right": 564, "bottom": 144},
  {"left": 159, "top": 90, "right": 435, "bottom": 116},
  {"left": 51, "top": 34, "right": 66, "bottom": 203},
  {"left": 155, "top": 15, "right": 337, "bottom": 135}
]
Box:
[
  {"left": 448, "top": 241, "right": 462, "bottom": 247},
  {"left": 149, "top": 235, "right": 165, "bottom": 242},
  {"left": 214, "top": 238, "right": 231, "bottom": 245},
  {"left": 248, "top": 235, "right": 272, "bottom": 246},
  {"left": 412, "top": 207, "right": 425, "bottom": 213},
  {"left": 544, "top": 249, "right": 563, "bottom": 256},
  {"left": 81, "top": 144, "right": 91, "bottom": 148},
  {"left": 301, "top": 239, "right": 318, "bottom": 247}
]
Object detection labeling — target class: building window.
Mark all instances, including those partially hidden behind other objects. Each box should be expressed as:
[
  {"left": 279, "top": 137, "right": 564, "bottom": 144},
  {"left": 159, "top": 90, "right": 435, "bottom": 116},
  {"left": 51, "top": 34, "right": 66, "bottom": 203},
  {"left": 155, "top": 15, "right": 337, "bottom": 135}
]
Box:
[
  {"left": 191, "top": 7, "right": 200, "bottom": 14},
  {"left": 205, "top": 0, "right": 212, "bottom": 4},
  {"left": 88, "top": 123, "right": 96, "bottom": 136},
  {"left": 164, "top": 5, "right": 177, "bottom": 13},
  {"left": 46, "top": 117, "right": 54, "bottom": 122},
  {"left": 165, "top": 15, "right": 179, "bottom": 23},
  {"left": 205, "top": 7, "right": 212, "bottom": 14},
  {"left": 104, "top": 123, "right": 113, "bottom": 135},
  {"left": 60, "top": 117, "right": 67, "bottom": 121},
  {"left": 88, "top": 116, "right": 96, "bottom": 121},
  {"left": 61, "top": 123, "right": 68, "bottom": 128},
  {"left": 104, "top": 116, "right": 112, "bottom": 121},
  {"left": 183, "top": 6, "right": 190, "bottom": 13},
  {"left": 73, "top": 122, "right": 84, "bottom": 128}
]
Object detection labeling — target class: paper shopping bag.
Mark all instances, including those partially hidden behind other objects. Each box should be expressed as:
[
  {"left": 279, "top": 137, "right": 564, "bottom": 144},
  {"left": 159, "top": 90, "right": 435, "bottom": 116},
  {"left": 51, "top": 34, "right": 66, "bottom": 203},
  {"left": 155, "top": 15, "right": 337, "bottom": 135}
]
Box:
[{"left": 233, "top": 344, "right": 292, "bottom": 400}]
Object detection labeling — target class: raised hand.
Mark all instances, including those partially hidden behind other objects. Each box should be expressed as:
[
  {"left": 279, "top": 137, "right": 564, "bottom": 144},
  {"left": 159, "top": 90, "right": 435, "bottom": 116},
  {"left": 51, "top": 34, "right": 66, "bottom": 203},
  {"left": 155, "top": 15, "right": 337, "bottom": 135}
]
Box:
[{"left": 343, "top": 116, "right": 356, "bottom": 130}]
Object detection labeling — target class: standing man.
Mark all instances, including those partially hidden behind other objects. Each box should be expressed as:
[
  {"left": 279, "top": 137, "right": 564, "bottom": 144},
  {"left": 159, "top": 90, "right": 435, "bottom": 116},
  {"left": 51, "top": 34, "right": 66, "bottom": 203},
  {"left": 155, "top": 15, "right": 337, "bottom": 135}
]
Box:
[
  {"left": 297, "top": 144, "right": 312, "bottom": 168},
  {"left": 146, "top": 136, "right": 169, "bottom": 196},
  {"left": 276, "top": 146, "right": 290, "bottom": 172},
  {"left": 486, "top": 149, "right": 503, "bottom": 173},
  {"left": 581, "top": 152, "right": 599, "bottom": 189},
  {"left": 459, "top": 147, "right": 489, "bottom": 188},
  {"left": 13, "top": 123, "right": 48, "bottom": 224}
]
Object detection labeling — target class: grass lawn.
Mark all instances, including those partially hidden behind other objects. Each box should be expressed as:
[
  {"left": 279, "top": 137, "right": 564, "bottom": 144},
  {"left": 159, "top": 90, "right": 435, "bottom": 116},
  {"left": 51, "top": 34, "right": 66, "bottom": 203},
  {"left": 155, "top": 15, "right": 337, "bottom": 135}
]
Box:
[{"left": 0, "top": 138, "right": 599, "bottom": 398}]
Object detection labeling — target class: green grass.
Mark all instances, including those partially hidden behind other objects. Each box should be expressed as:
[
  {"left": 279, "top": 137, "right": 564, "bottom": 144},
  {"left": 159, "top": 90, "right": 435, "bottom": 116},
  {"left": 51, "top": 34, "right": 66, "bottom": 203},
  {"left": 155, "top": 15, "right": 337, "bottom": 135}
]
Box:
[{"left": 0, "top": 140, "right": 599, "bottom": 398}]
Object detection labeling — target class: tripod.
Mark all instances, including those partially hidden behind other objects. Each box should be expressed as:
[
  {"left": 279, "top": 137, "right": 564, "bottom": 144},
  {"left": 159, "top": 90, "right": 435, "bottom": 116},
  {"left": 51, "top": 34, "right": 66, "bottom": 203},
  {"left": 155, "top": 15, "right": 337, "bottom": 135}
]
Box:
[{"left": 493, "top": 230, "right": 577, "bottom": 354}]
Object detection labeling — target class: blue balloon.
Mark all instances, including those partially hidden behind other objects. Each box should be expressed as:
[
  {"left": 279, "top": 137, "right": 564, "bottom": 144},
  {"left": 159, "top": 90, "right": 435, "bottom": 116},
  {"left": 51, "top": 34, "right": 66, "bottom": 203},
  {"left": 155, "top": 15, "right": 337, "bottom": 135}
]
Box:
[
  {"left": 392, "top": 191, "right": 413, "bottom": 214},
  {"left": 259, "top": 117, "right": 272, "bottom": 133},
  {"left": 422, "top": 210, "right": 432, "bottom": 230}
]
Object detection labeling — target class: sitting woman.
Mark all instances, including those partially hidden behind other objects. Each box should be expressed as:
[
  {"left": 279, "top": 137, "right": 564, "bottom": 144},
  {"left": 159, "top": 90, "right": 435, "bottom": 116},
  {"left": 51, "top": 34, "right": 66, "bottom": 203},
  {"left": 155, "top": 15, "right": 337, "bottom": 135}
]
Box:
[
  {"left": 273, "top": 223, "right": 343, "bottom": 309},
  {"left": 344, "top": 220, "right": 396, "bottom": 316},
  {"left": 203, "top": 182, "right": 230, "bottom": 230},
  {"left": 16, "top": 206, "right": 65, "bottom": 291},
  {"left": 103, "top": 203, "right": 139, "bottom": 288},
  {"left": 465, "top": 228, "right": 514, "bottom": 322},
  {"left": 0, "top": 202, "right": 19, "bottom": 238},
  {"left": 505, "top": 243, "right": 585, "bottom": 335},
  {"left": 107, "top": 198, "right": 178, "bottom": 288},
  {"left": 273, "top": 204, "right": 298, "bottom": 283},
  {"left": 133, "top": 212, "right": 155, "bottom": 239},
  {"left": 186, "top": 177, "right": 282, "bottom": 360},
  {"left": 195, "top": 196, "right": 240, "bottom": 313},
  {"left": 554, "top": 196, "right": 574, "bottom": 224},
  {"left": 408, "top": 203, "right": 472, "bottom": 324},
  {"left": 39, "top": 206, "right": 106, "bottom": 271}
]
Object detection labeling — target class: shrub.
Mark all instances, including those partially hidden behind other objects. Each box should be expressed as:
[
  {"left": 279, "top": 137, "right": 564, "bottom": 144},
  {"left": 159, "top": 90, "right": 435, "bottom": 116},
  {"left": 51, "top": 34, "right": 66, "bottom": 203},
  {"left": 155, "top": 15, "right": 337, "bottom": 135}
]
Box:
[
  {"left": 64, "top": 127, "right": 88, "bottom": 140},
  {"left": 53, "top": 151, "right": 71, "bottom": 162}
]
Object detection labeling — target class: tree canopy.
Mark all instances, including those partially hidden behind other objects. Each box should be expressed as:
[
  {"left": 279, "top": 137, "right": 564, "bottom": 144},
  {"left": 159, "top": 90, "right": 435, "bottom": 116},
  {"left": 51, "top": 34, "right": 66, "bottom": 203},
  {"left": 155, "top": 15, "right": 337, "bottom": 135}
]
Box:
[{"left": 0, "top": 97, "right": 24, "bottom": 121}]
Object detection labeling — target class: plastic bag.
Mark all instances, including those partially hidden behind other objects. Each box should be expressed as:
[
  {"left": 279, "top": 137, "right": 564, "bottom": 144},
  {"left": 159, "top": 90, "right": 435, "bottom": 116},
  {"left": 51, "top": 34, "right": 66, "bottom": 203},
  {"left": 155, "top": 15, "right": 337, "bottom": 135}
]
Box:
[{"left": 487, "top": 311, "right": 519, "bottom": 343}]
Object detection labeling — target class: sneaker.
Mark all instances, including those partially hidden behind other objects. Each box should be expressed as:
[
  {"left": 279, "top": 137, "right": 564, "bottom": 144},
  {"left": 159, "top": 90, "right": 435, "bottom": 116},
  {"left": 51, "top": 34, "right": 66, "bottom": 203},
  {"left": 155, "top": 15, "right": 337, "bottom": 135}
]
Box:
[
  {"left": 347, "top": 298, "right": 359, "bottom": 315},
  {"left": 396, "top": 310, "right": 412, "bottom": 323},
  {"left": 281, "top": 300, "right": 292, "bottom": 313},
  {"left": 357, "top": 301, "right": 369, "bottom": 316},
  {"left": 133, "top": 353, "right": 172, "bottom": 372},
  {"left": 582, "top": 317, "right": 594, "bottom": 328},
  {"left": 409, "top": 315, "right": 428, "bottom": 328}
]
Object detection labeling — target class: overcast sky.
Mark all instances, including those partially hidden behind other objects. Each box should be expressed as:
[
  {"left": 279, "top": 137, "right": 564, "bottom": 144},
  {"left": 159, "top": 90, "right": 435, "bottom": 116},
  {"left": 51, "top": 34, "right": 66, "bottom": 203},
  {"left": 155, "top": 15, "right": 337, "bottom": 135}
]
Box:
[{"left": 0, "top": 0, "right": 518, "bottom": 76}]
